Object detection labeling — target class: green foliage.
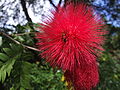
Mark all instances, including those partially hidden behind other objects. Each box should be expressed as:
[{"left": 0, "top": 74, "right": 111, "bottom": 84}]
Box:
[
  {"left": 10, "top": 61, "right": 33, "bottom": 90},
  {"left": 0, "top": 5, "right": 120, "bottom": 90},
  {"left": 0, "top": 44, "right": 22, "bottom": 83},
  {"left": 0, "top": 32, "right": 34, "bottom": 89},
  {"left": 96, "top": 25, "right": 120, "bottom": 90},
  {"left": 30, "top": 64, "right": 67, "bottom": 90},
  {"left": 0, "top": 24, "right": 66, "bottom": 90},
  {"left": 97, "top": 51, "right": 120, "bottom": 90}
]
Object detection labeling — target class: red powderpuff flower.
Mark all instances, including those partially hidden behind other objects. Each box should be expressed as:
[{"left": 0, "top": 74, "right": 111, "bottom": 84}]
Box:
[
  {"left": 64, "top": 62, "right": 99, "bottom": 90},
  {"left": 36, "top": 3, "right": 106, "bottom": 71},
  {"left": 36, "top": 3, "right": 107, "bottom": 90}
]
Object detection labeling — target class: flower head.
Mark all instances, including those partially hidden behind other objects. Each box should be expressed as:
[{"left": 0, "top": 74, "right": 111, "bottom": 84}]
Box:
[
  {"left": 36, "top": 3, "right": 106, "bottom": 71},
  {"left": 64, "top": 62, "right": 99, "bottom": 90},
  {"left": 36, "top": 3, "right": 107, "bottom": 90}
]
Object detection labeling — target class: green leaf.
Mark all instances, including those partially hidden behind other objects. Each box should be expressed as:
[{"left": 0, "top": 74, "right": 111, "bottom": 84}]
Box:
[
  {"left": 0, "top": 53, "right": 9, "bottom": 61},
  {"left": 12, "top": 61, "right": 33, "bottom": 90},
  {"left": 10, "top": 43, "right": 23, "bottom": 53},
  {"left": 3, "top": 48, "right": 13, "bottom": 57},
  {"left": 6, "top": 59, "right": 16, "bottom": 76},
  {"left": 15, "top": 36, "right": 25, "bottom": 42},
  {"left": 10, "top": 87, "right": 15, "bottom": 90},
  {"left": 0, "top": 58, "right": 16, "bottom": 83},
  {"left": 20, "top": 87, "right": 25, "bottom": 90},
  {"left": 0, "top": 61, "right": 3, "bottom": 67},
  {"left": 0, "top": 68, "right": 6, "bottom": 83},
  {"left": 20, "top": 61, "right": 33, "bottom": 89}
]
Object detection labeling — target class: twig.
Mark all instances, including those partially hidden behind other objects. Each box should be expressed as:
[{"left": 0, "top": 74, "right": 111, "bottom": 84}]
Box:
[
  {"left": 2, "top": 32, "right": 20, "bottom": 44},
  {"left": 23, "top": 44, "right": 40, "bottom": 52},
  {"left": 58, "top": 0, "right": 62, "bottom": 7},
  {"left": 20, "top": 0, "right": 34, "bottom": 30},
  {"left": 64, "top": 0, "right": 67, "bottom": 7},
  {"left": 1, "top": 32, "right": 40, "bottom": 52},
  {"left": 12, "top": 32, "right": 35, "bottom": 36},
  {"left": 20, "top": 0, "right": 32, "bottom": 23},
  {"left": 48, "top": 0, "right": 57, "bottom": 10}
]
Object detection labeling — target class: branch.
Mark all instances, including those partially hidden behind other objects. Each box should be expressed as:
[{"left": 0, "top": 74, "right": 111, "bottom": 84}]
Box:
[
  {"left": 64, "top": 0, "right": 67, "bottom": 7},
  {"left": 20, "top": 0, "right": 32, "bottom": 23},
  {"left": 12, "top": 32, "right": 35, "bottom": 36},
  {"left": 58, "top": 0, "right": 62, "bottom": 7},
  {"left": 23, "top": 44, "right": 40, "bottom": 52},
  {"left": 1, "top": 32, "right": 40, "bottom": 52},
  {"left": 20, "top": 0, "right": 35, "bottom": 30},
  {"left": 2, "top": 32, "right": 20, "bottom": 44},
  {"left": 48, "top": 0, "right": 57, "bottom": 10}
]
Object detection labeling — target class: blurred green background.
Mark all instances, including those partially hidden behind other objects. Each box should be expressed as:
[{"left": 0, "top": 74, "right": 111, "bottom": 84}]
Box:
[{"left": 0, "top": 0, "right": 120, "bottom": 90}]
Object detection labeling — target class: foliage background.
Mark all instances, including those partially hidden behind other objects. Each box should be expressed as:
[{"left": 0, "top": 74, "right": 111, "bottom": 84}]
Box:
[{"left": 0, "top": 0, "right": 120, "bottom": 90}]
